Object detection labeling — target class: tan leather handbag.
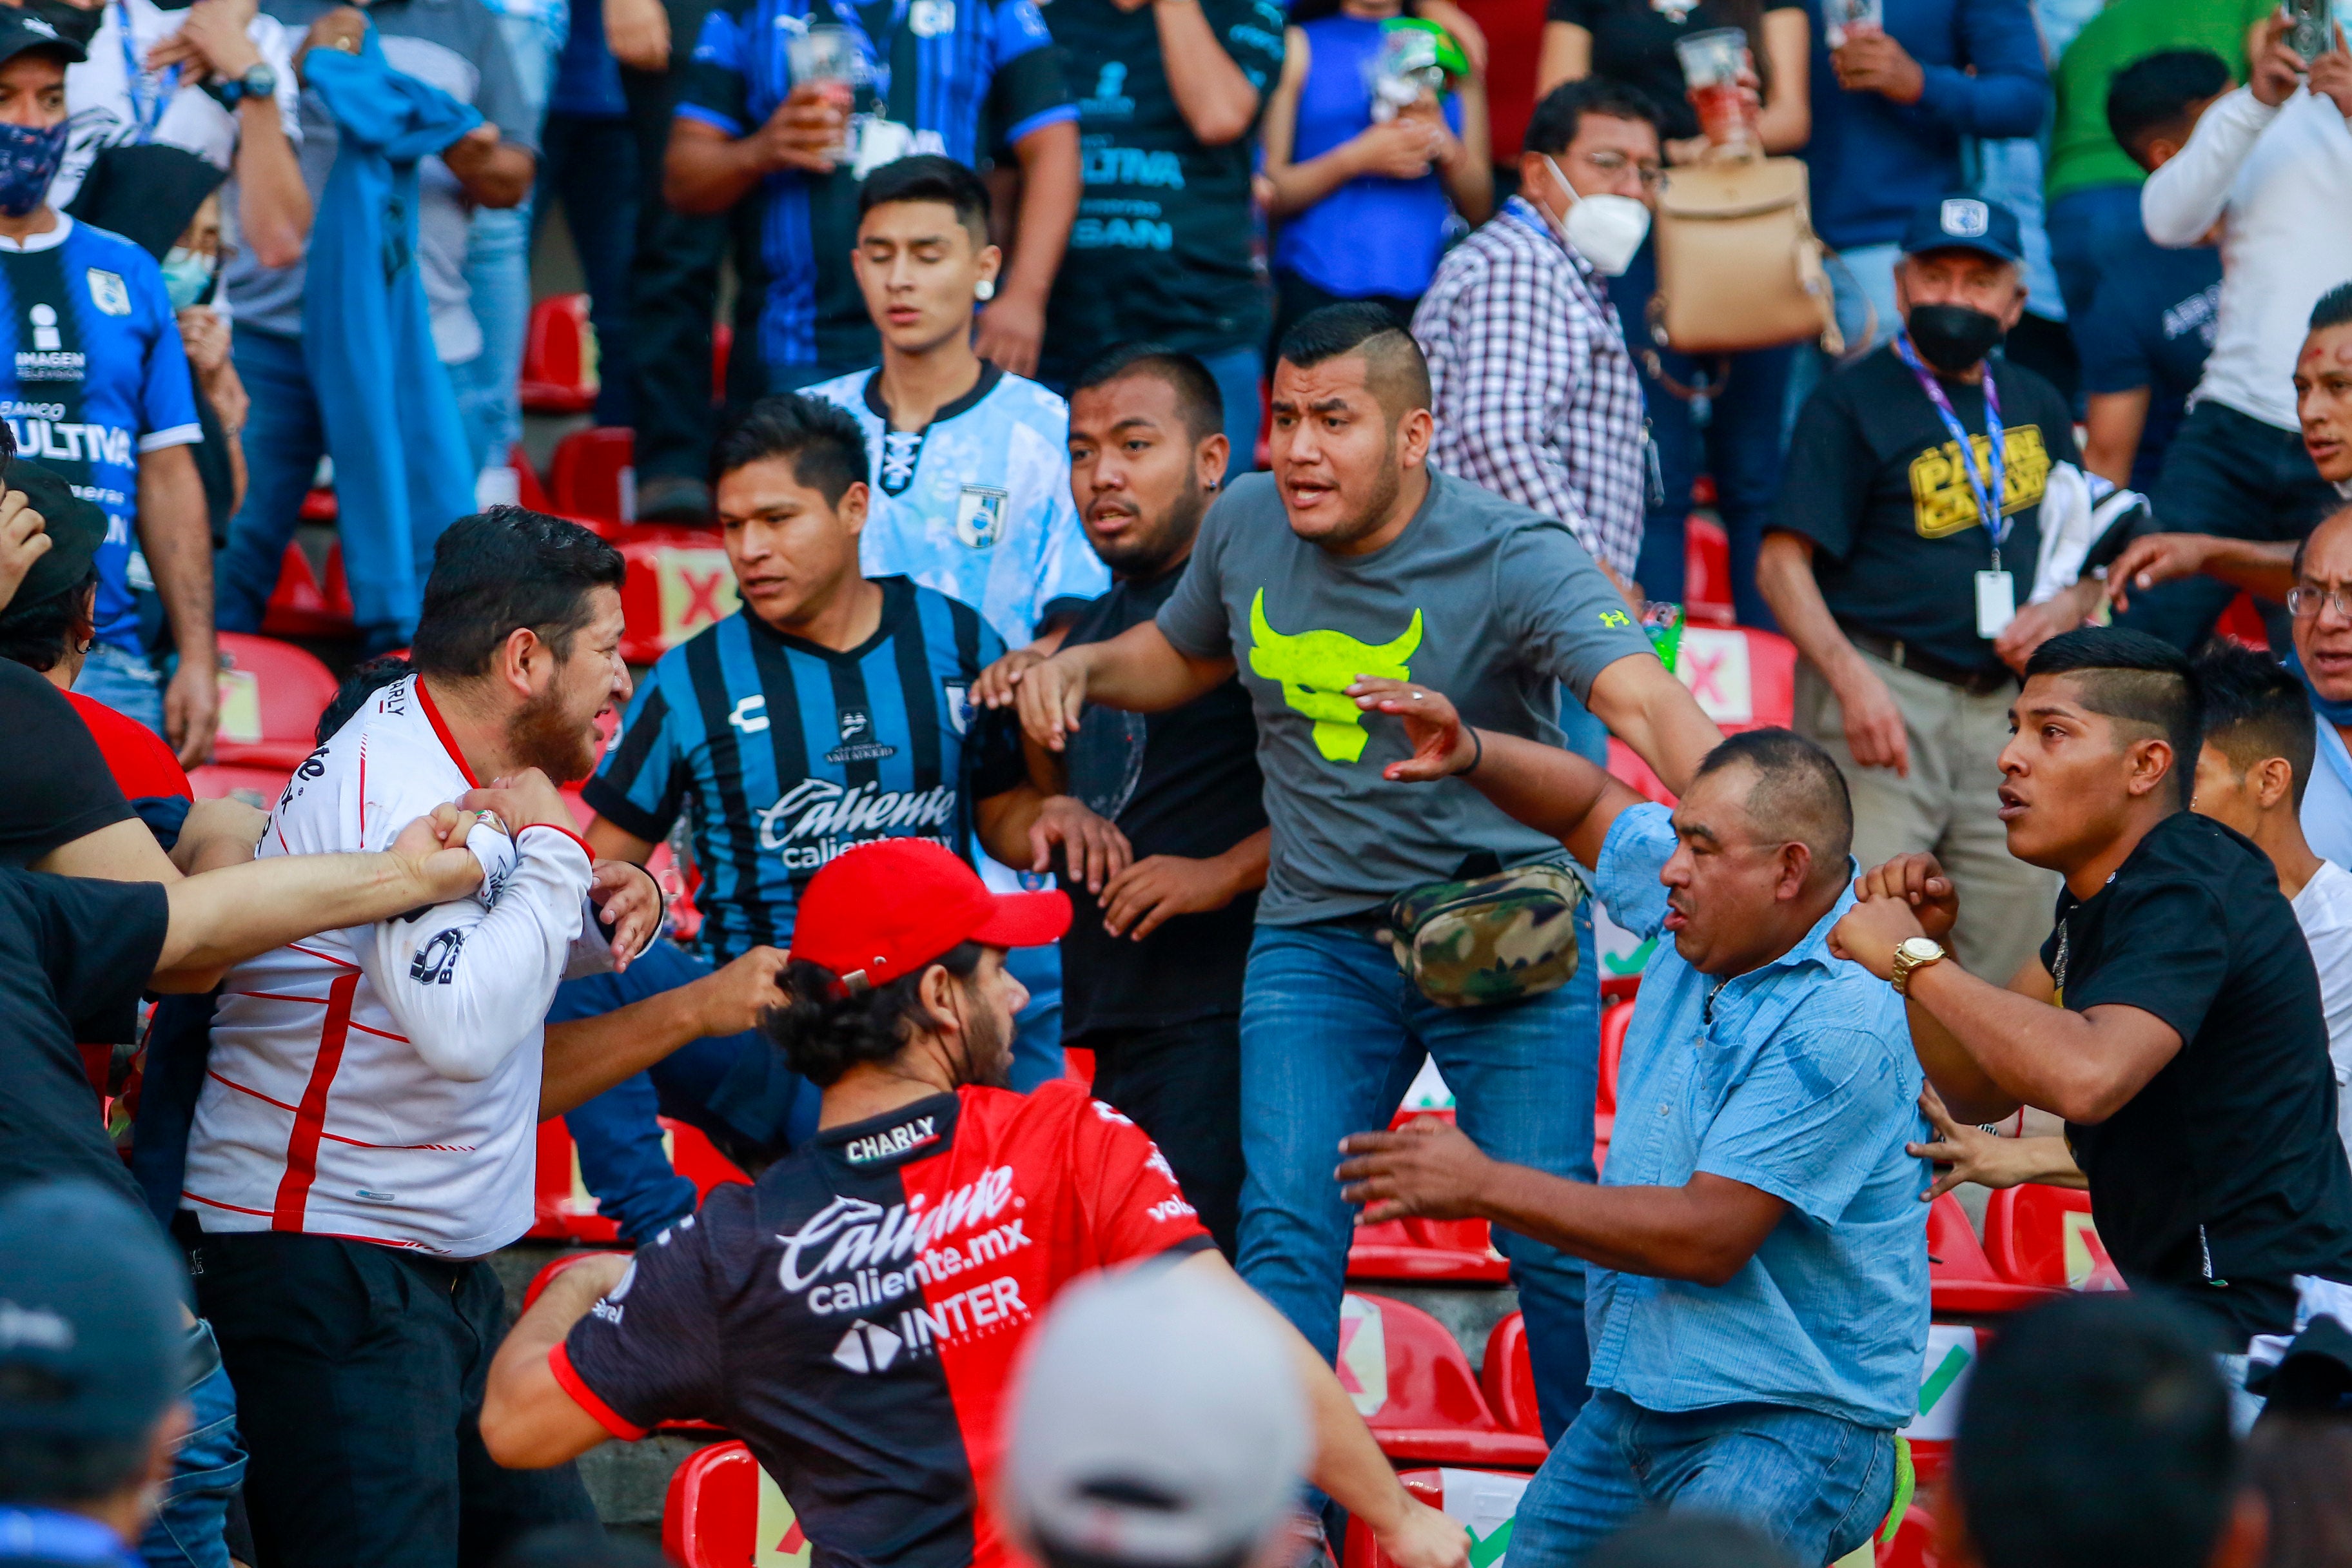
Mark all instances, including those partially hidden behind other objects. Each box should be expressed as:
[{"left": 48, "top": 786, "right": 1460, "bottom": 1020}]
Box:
[{"left": 1648, "top": 153, "right": 1856, "bottom": 357}]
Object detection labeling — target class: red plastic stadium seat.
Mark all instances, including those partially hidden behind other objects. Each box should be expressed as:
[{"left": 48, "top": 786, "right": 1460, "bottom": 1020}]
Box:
[
  {"left": 1594, "top": 999, "right": 1632, "bottom": 1172},
  {"left": 1876, "top": 1502, "right": 1941, "bottom": 1568},
  {"left": 664, "top": 1440, "right": 818, "bottom": 1568},
  {"left": 261, "top": 537, "right": 357, "bottom": 637},
  {"left": 1926, "top": 1192, "right": 2059, "bottom": 1317},
  {"left": 211, "top": 632, "right": 339, "bottom": 769},
  {"left": 1480, "top": 1312, "right": 1541, "bottom": 1440},
  {"left": 511, "top": 444, "right": 554, "bottom": 513},
  {"left": 520, "top": 293, "right": 599, "bottom": 415},
  {"left": 1346, "top": 1216, "right": 1510, "bottom": 1284},
  {"left": 549, "top": 426, "right": 638, "bottom": 526},
  {"left": 2215, "top": 590, "right": 2270, "bottom": 652},
  {"left": 1683, "top": 514, "right": 1734, "bottom": 626},
  {"left": 614, "top": 525, "right": 742, "bottom": 666},
  {"left": 1347, "top": 1110, "right": 1509, "bottom": 1284},
  {"left": 1340, "top": 1292, "right": 1549, "bottom": 1468},
  {"left": 529, "top": 1117, "right": 750, "bottom": 1244},
  {"left": 1605, "top": 629, "right": 1798, "bottom": 805},
  {"left": 1983, "top": 1183, "right": 2123, "bottom": 1292},
  {"left": 1344, "top": 1470, "right": 1531, "bottom": 1568}
]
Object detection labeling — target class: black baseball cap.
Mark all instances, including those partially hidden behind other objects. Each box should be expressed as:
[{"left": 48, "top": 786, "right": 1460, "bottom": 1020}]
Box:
[
  {"left": 0, "top": 5, "right": 87, "bottom": 66},
  {"left": 1899, "top": 195, "right": 2025, "bottom": 266},
  {"left": 0, "top": 1182, "right": 186, "bottom": 1446},
  {"left": 3, "top": 452, "right": 110, "bottom": 611}
]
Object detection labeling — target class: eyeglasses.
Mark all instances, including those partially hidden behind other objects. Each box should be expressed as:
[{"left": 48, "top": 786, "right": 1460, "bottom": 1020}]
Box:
[
  {"left": 1579, "top": 150, "right": 1665, "bottom": 189},
  {"left": 2287, "top": 585, "right": 2352, "bottom": 619}
]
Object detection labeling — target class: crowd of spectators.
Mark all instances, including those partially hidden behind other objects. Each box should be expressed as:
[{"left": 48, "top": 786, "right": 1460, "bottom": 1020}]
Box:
[{"left": 14, "top": 0, "right": 2352, "bottom": 1564}]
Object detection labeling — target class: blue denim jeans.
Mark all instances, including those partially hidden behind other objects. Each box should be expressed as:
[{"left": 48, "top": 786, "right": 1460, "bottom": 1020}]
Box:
[
  {"left": 137, "top": 1321, "right": 246, "bottom": 1568},
  {"left": 73, "top": 641, "right": 166, "bottom": 737},
  {"left": 452, "top": 12, "right": 560, "bottom": 478},
  {"left": 1510, "top": 1390, "right": 1896, "bottom": 1568},
  {"left": 554, "top": 941, "right": 819, "bottom": 1242},
  {"left": 216, "top": 328, "right": 432, "bottom": 649},
  {"left": 1195, "top": 345, "right": 1264, "bottom": 473},
  {"left": 1237, "top": 914, "right": 1600, "bottom": 1441}
]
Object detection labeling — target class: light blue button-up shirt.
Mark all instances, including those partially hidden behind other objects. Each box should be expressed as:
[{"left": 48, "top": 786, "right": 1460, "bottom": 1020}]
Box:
[{"left": 1585, "top": 804, "right": 1930, "bottom": 1430}]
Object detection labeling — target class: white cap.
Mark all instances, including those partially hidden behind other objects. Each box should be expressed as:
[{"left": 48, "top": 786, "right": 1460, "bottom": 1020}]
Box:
[{"left": 1004, "top": 1261, "right": 1310, "bottom": 1567}]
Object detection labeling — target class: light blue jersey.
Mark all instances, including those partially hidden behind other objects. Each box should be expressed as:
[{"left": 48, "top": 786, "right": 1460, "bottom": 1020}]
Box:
[{"left": 808, "top": 362, "right": 1107, "bottom": 646}]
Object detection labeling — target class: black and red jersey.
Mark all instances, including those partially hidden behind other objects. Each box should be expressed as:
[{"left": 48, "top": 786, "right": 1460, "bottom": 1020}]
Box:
[{"left": 554, "top": 1081, "right": 1213, "bottom": 1568}]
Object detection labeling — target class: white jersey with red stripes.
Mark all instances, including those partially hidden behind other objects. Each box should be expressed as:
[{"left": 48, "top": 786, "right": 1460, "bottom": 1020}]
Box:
[{"left": 183, "top": 674, "right": 603, "bottom": 1257}]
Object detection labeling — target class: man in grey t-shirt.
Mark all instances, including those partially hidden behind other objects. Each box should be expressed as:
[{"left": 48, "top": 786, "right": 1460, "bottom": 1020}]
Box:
[{"left": 984, "top": 304, "right": 1721, "bottom": 1440}]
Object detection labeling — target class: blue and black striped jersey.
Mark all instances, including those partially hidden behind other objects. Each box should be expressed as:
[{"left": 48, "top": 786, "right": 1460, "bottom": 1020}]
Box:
[{"left": 580, "top": 578, "right": 1022, "bottom": 961}]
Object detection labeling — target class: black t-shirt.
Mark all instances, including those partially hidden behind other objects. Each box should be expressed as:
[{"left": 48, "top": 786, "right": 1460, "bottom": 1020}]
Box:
[
  {"left": 556, "top": 1083, "right": 1211, "bottom": 1568},
  {"left": 1543, "top": 0, "right": 1801, "bottom": 142},
  {"left": 2077, "top": 231, "right": 2221, "bottom": 495},
  {"left": 1036, "top": 0, "right": 1286, "bottom": 383},
  {"left": 1771, "top": 344, "right": 2080, "bottom": 674},
  {"left": 0, "top": 661, "right": 135, "bottom": 867},
  {"left": 0, "top": 867, "right": 168, "bottom": 1209},
  {"left": 1053, "top": 566, "right": 1267, "bottom": 1038},
  {"left": 2042, "top": 812, "right": 2352, "bottom": 1343}
]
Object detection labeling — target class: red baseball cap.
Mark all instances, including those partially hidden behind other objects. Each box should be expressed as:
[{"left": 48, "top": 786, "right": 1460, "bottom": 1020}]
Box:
[{"left": 788, "top": 838, "right": 1071, "bottom": 992}]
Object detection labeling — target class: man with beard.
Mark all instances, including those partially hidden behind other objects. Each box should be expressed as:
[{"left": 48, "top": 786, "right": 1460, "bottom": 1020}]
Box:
[
  {"left": 480, "top": 837, "right": 1469, "bottom": 1568},
  {"left": 179, "top": 507, "right": 672, "bottom": 1568},
  {"left": 983, "top": 345, "right": 1269, "bottom": 1257},
  {"left": 981, "top": 302, "right": 1721, "bottom": 1438},
  {"left": 558, "top": 394, "right": 1124, "bottom": 1246},
  {"left": 1834, "top": 627, "right": 2352, "bottom": 1398}
]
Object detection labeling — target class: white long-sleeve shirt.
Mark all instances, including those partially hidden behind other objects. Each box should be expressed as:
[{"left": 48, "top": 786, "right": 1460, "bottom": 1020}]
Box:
[
  {"left": 2141, "top": 84, "right": 2352, "bottom": 433},
  {"left": 183, "top": 674, "right": 606, "bottom": 1257}
]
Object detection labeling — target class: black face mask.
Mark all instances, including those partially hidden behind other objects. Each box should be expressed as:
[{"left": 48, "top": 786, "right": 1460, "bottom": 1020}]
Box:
[{"left": 1905, "top": 302, "right": 2005, "bottom": 375}]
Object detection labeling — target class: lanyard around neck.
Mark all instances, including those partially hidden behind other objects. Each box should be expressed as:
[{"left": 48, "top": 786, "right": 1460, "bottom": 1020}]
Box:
[
  {"left": 118, "top": 0, "right": 181, "bottom": 142},
  {"left": 1894, "top": 333, "right": 2009, "bottom": 568}
]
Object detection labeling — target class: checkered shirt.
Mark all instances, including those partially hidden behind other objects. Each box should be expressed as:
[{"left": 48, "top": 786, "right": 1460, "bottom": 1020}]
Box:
[{"left": 1414, "top": 197, "right": 1649, "bottom": 578}]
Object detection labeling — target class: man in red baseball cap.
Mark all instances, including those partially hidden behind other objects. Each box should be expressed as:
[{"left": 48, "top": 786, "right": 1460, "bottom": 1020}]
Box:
[{"left": 481, "top": 838, "right": 1468, "bottom": 1568}]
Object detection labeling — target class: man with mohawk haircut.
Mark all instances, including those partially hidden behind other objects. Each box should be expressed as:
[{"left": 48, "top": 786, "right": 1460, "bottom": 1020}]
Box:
[{"left": 975, "top": 300, "right": 1720, "bottom": 1440}]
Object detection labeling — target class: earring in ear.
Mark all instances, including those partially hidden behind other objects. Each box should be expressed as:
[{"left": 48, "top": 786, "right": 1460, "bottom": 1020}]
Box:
[{"left": 975, "top": 278, "right": 996, "bottom": 302}]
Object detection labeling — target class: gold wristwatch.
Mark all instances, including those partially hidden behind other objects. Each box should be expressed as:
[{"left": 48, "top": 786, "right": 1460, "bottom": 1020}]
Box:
[{"left": 1890, "top": 936, "right": 1946, "bottom": 996}]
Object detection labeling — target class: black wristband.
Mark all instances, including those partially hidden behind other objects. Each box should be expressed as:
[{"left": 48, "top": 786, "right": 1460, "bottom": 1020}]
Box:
[{"left": 1460, "top": 727, "right": 1484, "bottom": 776}]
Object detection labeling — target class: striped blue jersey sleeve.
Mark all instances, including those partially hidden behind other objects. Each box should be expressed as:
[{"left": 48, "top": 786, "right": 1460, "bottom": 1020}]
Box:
[
  {"left": 583, "top": 656, "right": 693, "bottom": 845},
  {"left": 985, "top": 0, "right": 1075, "bottom": 146},
  {"left": 678, "top": 2, "right": 754, "bottom": 135}
]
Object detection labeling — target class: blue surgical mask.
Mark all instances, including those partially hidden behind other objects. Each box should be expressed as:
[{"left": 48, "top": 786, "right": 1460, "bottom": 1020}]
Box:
[
  {"left": 0, "top": 120, "right": 67, "bottom": 219},
  {"left": 161, "top": 245, "right": 216, "bottom": 310}
]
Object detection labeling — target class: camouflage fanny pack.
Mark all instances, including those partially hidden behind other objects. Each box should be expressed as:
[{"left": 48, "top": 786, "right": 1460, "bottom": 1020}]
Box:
[{"left": 1383, "top": 860, "right": 1588, "bottom": 1008}]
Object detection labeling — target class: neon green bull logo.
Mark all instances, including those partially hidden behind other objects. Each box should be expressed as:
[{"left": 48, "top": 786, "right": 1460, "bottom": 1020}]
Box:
[{"left": 1247, "top": 589, "right": 1424, "bottom": 763}]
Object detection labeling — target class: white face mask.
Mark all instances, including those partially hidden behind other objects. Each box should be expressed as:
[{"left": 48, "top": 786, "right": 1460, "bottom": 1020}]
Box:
[{"left": 1541, "top": 155, "right": 1651, "bottom": 277}]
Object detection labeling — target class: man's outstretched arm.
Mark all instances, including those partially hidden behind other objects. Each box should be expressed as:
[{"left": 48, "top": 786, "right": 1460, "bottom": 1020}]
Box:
[
  {"left": 482, "top": 1252, "right": 632, "bottom": 1467},
  {"left": 539, "top": 948, "right": 792, "bottom": 1121},
  {"left": 1584, "top": 652, "right": 1723, "bottom": 799},
  {"left": 977, "top": 620, "right": 1235, "bottom": 754},
  {"left": 1348, "top": 677, "right": 1645, "bottom": 868},
  {"left": 153, "top": 808, "right": 487, "bottom": 989},
  {"left": 1831, "top": 854, "right": 2182, "bottom": 1124},
  {"left": 1336, "top": 1119, "right": 1786, "bottom": 1288}
]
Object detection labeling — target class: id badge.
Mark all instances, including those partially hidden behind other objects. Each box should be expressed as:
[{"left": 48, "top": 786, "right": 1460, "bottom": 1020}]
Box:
[
  {"left": 1975, "top": 569, "right": 2017, "bottom": 638},
  {"left": 852, "top": 117, "right": 916, "bottom": 179}
]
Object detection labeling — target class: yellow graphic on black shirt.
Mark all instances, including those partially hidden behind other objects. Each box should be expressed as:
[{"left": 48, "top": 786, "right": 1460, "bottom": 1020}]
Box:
[
  {"left": 1908, "top": 425, "right": 2052, "bottom": 540},
  {"left": 1247, "top": 589, "right": 1424, "bottom": 763}
]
